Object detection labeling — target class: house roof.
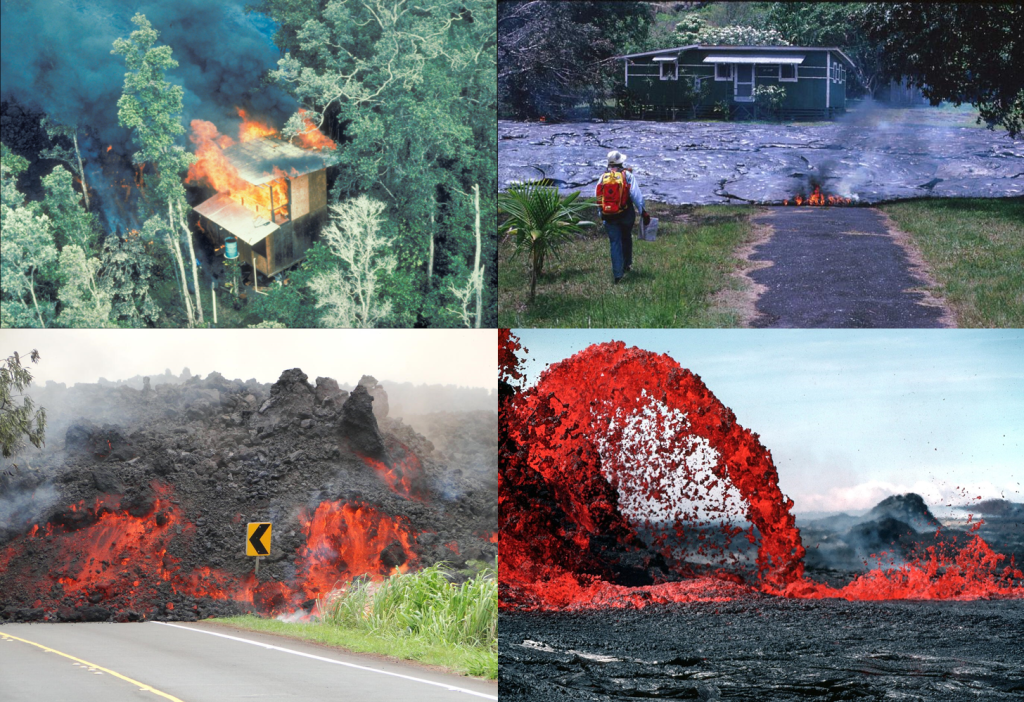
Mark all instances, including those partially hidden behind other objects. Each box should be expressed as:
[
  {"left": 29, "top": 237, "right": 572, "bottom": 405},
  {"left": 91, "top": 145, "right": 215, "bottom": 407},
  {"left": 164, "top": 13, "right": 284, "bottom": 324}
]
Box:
[
  {"left": 704, "top": 54, "right": 805, "bottom": 65},
  {"left": 223, "top": 137, "right": 328, "bottom": 186},
  {"left": 194, "top": 192, "right": 279, "bottom": 245},
  {"left": 616, "top": 44, "right": 857, "bottom": 69}
]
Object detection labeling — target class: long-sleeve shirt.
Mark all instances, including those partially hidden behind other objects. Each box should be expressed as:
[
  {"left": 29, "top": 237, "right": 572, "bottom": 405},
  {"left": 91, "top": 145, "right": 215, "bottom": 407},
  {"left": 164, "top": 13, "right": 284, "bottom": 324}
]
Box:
[{"left": 595, "top": 168, "right": 644, "bottom": 215}]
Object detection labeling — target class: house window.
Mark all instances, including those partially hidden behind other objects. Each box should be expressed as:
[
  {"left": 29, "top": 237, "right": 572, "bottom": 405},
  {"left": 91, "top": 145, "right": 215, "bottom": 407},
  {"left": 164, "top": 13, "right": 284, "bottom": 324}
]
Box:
[
  {"left": 715, "top": 63, "right": 732, "bottom": 81},
  {"left": 779, "top": 64, "right": 797, "bottom": 82},
  {"left": 660, "top": 59, "right": 678, "bottom": 81}
]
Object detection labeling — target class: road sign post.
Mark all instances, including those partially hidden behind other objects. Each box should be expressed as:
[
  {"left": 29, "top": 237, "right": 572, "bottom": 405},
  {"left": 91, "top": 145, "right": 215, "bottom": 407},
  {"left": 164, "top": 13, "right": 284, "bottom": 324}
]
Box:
[{"left": 246, "top": 522, "right": 272, "bottom": 576}]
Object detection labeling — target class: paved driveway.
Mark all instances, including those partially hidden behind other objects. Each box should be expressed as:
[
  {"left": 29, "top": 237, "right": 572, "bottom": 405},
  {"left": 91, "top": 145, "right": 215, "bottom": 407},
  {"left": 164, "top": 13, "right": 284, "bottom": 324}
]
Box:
[{"left": 746, "top": 208, "right": 951, "bottom": 328}]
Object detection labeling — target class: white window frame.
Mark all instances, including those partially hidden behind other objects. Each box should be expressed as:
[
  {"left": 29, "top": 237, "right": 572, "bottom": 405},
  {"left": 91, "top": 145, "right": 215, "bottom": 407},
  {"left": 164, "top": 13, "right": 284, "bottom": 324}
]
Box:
[
  {"left": 733, "top": 63, "right": 755, "bottom": 102},
  {"left": 715, "top": 62, "right": 732, "bottom": 81},
  {"left": 779, "top": 63, "right": 797, "bottom": 82},
  {"left": 659, "top": 59, "right": 678, "bottom": 81}
]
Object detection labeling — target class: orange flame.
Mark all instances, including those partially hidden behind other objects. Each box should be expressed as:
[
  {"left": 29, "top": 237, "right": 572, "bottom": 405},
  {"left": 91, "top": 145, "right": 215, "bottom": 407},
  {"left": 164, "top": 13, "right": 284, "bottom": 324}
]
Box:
[
  {"left": 185, "top": 118, "right": 289, "bottom": 223},
  {"left": 293, "top": 109, "right": 336, "bottom": 150},
  {"left": 106, "top": 145, "right": 113, "bottom": 153},
  {"left": 783, "top": 186, "right": 852, "bottom": 206},
  {"left": 237, "top": 108, "right": 278, "bottom": 142}
]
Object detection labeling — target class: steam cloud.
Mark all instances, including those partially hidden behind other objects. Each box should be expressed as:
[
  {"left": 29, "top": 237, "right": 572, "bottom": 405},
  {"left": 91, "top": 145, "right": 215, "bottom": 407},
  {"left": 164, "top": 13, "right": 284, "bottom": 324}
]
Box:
[{"left": 1, "top": 0, "right": 295, "bottom": 149}]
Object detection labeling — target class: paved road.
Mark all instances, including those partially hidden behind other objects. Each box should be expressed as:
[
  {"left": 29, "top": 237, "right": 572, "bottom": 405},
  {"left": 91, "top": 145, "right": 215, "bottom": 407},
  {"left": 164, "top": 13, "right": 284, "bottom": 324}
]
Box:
[
  {"left": 0, "top": 621, "right": 497, "bottom": 701},
  {"left": 748, "top": 207, "right": 950, "bottom": 328}
]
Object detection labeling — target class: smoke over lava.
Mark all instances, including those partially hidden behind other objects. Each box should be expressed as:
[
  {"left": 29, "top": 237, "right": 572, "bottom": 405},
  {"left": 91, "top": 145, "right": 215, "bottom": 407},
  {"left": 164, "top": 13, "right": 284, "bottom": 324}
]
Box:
[
  {"left": 0, "top": 368, "right": 497, "bottom": 623},
  {"left": 498, "top": 332, "right": 1023, "bottom": 611}
]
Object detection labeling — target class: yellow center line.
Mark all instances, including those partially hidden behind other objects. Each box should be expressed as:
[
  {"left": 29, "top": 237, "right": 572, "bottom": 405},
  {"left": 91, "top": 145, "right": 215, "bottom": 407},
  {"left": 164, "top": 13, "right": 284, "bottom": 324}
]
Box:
[{"left": 0, "top": 631, "right": 185, "bottom": 702}]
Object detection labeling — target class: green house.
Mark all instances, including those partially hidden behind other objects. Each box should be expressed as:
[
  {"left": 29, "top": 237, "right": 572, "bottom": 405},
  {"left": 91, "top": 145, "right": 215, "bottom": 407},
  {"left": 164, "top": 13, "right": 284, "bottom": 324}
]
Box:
[{"left": 616, "top": 45, "right": 856, "bottom": 121}]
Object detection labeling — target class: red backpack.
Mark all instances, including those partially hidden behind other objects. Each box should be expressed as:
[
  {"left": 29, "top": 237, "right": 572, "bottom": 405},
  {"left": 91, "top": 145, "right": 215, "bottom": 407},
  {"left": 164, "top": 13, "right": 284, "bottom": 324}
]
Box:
[{"left": 596, "top": 168, "right": 632, "bottom": 217}]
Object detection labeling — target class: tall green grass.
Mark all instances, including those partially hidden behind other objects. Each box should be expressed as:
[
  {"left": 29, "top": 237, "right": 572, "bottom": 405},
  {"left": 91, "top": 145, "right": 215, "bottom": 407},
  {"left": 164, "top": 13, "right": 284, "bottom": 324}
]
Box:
[
  {"left": 319, "top": 563, "right": 497, "bottom": 650},
  {"left": 215, "top": 563, "right": 498, "bottom": 679},
  {"left": 498, "top": 203, "right": 758, "bottom": 327}
]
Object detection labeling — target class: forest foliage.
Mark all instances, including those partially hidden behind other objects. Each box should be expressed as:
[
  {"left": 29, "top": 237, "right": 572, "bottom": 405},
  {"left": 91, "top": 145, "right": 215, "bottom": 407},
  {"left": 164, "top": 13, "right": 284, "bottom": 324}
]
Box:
[{"left": 1, "top": 0, "right": 495, "bottom": 328}]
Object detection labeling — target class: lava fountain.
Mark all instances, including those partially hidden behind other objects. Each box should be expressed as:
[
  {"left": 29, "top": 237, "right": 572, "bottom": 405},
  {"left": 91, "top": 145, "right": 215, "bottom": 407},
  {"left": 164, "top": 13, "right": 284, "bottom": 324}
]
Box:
[{"left": 499, "top": 331, "right": 1023, "bottom": 611}]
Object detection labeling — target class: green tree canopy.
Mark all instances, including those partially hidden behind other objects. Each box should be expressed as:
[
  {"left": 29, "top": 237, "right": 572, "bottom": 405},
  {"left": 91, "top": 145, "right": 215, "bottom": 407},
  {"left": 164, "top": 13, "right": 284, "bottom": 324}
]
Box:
[
  {"left": 498, "top": 1, "right": 654, "bottom": 120},
  {"left": 862, "top": 3, "right": 1024, "bottom": 136},
  {"left": 0, "top": 350, "right": 46, "bottom": 458}
]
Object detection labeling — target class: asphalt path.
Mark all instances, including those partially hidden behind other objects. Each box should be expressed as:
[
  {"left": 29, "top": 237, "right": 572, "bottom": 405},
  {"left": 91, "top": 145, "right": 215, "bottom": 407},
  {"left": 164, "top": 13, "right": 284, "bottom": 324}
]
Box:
[
  {"left": 0, "top": 621, "right": 497, "bottom": 702},
  {"left": 747, "top": 207, "right": 949, "bottom": 328}
]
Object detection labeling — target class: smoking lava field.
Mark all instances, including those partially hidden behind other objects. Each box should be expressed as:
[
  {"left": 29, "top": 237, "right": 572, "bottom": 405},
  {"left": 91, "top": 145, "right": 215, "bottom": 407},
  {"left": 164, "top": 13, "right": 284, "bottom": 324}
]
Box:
[
  {"left": 498, "top": 331, "right": 1023, "bottom": 700},
  {"left": 0, "top": 369, "right": 496, "bottom": 623}
]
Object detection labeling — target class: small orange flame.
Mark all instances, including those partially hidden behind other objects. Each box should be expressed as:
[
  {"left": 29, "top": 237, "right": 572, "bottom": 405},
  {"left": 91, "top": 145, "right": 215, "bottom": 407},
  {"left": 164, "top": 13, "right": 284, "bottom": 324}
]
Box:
[
  {"left": 106, "top": 145, "right": 113, "bottom": 153},
  {"left": 237, "top": 108, "right": 278, "bottom": 142},
  {"left": 293, "top": 109, "right": 336, "bottom": 151},
  {"left": 782, "top": 185, "right": 851, "bottom": 206}
]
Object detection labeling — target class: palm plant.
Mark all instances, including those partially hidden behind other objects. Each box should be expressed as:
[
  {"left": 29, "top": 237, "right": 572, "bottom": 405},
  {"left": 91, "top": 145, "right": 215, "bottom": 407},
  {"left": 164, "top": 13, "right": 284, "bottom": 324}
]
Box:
[{"left": 498, "top": 183, "right": 594, "bottom": 301}]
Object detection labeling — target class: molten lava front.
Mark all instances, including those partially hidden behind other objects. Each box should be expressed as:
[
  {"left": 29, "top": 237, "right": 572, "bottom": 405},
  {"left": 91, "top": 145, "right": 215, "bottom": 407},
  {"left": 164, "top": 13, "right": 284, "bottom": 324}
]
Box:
[
  {"left": 783, "top": 185, "right": 852, "bottom": 206},
  {"left": 0, "top": 489, "right": 422, "bottom": 620},
  {"left": 498, "top": 332, "right": 1023, "bottom": 611}
]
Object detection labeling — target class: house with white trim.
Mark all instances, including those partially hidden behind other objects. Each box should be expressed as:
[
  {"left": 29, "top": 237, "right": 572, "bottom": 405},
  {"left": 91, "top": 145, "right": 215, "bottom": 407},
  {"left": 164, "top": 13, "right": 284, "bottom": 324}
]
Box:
[{"left": 616, "top": 45, "right": 856, "bottom": 120}]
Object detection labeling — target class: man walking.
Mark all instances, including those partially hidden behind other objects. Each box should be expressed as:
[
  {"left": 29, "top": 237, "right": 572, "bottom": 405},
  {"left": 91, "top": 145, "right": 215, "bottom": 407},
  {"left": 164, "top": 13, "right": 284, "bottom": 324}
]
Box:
[{"left": 596, "top": 150, "right": 649, "bottom": 283}]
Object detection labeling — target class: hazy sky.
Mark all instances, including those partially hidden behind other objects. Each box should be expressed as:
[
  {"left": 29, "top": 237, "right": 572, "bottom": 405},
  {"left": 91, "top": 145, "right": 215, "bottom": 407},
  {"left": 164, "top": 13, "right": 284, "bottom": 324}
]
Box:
[
  {"left": 513, "top": 329, "right": 1023, "bottom": 514},
  {"left": 0, "top": 329, "right": 497, "bottom": 391}
]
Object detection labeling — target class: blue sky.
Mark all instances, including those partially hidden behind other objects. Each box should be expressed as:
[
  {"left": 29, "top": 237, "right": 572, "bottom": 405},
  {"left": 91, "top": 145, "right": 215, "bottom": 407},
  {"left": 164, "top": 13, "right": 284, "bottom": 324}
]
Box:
[{"left": 513, "top": 329, "right": 1024, "bottom": 514}]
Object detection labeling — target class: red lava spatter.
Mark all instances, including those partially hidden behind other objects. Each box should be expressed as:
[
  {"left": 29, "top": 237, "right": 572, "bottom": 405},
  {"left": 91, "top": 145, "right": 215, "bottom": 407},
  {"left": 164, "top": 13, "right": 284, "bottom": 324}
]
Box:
[
  {"left": 498, "top": 332, "right": 1023, "bottom": 611},
  {"left": 0, "top": 482, "right": 419, "bottom": 619}
]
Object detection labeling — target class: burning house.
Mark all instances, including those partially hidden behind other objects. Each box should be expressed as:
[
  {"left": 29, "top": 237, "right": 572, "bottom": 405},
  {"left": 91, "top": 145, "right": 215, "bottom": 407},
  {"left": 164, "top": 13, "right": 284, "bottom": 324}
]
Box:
[
  {"left": 616, "top": 45, "right": 856, "bottom": 121},
  {"left": 186, "top": 111, "right": 335, "bottom": 279}
]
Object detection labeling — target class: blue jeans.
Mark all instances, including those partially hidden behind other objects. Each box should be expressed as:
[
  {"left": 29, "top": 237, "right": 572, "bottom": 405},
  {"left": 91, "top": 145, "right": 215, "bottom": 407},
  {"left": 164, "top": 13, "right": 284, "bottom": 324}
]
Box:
[{"left": 603, "top": 209, "right": 635, "bottom": 280}]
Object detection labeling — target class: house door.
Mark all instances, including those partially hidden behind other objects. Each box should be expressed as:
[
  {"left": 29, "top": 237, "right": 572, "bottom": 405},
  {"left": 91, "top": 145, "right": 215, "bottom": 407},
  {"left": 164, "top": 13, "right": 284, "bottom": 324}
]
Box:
[{"left": 734, "top": 64, "right": 754, "bottom": 102}]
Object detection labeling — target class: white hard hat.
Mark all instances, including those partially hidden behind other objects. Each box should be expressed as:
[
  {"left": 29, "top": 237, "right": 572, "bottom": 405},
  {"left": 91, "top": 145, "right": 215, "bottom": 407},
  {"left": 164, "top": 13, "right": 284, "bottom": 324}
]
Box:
[{"left": 607, "top": 150, "right": 627, "bottom": 165}]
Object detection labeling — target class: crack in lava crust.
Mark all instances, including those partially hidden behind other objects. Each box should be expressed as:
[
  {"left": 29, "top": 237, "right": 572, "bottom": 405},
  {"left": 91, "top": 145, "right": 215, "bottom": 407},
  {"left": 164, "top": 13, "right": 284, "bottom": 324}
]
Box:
[{"left": 498, "top": 333, "right": 1023, "bottom": 611}]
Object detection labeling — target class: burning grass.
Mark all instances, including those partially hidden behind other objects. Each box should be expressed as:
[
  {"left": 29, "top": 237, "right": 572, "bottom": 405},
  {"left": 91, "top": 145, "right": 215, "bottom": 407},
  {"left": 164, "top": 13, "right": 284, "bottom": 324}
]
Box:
[
  {"left": 498, "top": 202, "right": 759, "bottom": 328},
  {"left": 216, "top": 563, "right": 498, "bottom": 679},
  {"left": 878, "top": 197, "right": 1024, "bottom": 327}
]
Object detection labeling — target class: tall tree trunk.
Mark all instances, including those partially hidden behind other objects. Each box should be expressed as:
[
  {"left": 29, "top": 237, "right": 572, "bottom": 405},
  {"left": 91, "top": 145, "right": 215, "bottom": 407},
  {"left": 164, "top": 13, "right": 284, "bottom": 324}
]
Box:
[
  {"left": 164, "top": 229, "right": 195, "bottom": 327},
  {"left": 472, "top": 183, "right": 482, "bottom": 328},
  {"left": 428, "top": 210, "right": 435, "bottom": 284},
  {"left": 72, "top": 132, "right": 89, "bottom": 212},
  {"left": 172, "top": 201, "right": 203, "bottom": 324},
  {"left": 28, "top": 271, "right": 45, "bottom": 328}
]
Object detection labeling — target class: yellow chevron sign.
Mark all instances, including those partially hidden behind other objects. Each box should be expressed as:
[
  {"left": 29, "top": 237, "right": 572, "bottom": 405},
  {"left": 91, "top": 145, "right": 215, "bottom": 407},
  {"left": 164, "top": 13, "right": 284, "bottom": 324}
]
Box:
[{"left": 246, "top": 522, "right": 271, "bottom": 556}]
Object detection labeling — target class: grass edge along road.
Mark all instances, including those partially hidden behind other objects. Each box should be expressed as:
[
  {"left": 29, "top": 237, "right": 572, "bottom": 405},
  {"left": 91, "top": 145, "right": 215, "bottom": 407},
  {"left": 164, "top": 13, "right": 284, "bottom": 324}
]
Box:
[
  {"left": 214, "top": 563, "right": 497, "bottom": 680},
  {"left": 499, "top": 202, "right": 760, "bottom": 328},
  {"left": 878, "top": 197, "right": 1024, "bottom": 328}
]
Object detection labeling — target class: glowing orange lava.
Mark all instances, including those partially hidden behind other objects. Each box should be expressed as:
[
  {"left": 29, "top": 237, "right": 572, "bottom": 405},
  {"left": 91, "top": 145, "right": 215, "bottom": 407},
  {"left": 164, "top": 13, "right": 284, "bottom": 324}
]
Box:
[
  {"left": 498, "top": 331, "right": 1024, "bottom": 611},
  {"left": 783, "top": 186, "right": 852, "bottom": 206},
  {"left": 295, "top": 501, "right": 418, "bottom": 601},
  {"left": 359, "top": 452, "right": 426, "bottom": 501}
]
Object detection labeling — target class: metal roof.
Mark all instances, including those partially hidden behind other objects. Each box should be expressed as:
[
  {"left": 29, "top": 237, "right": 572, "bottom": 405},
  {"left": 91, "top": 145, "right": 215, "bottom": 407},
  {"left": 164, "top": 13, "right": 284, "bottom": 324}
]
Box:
[
  {"left": 194, "top": 192, "right": 279, "bottom": 245},
  {"left": 616, "top": 45, "right": 857, "bottom": 69},
  {"left": 223, "top": 137, "right": 327, "bottom": 186},
  {"left": 704, "top": 54, "right": 805, "bottom": 64}
]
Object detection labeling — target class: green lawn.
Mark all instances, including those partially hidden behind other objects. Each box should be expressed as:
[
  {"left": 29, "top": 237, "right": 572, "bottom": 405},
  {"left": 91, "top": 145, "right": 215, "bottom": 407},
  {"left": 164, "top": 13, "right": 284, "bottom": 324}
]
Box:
[
  {"left": 498, "top": 202, "right": 759, "bottom": 328},
  {"left": 879, "top": 197, "right": 1024, "bottom": 327},
  {"left": 212, "top": 615, "right": 496, "bottom": 679}
]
